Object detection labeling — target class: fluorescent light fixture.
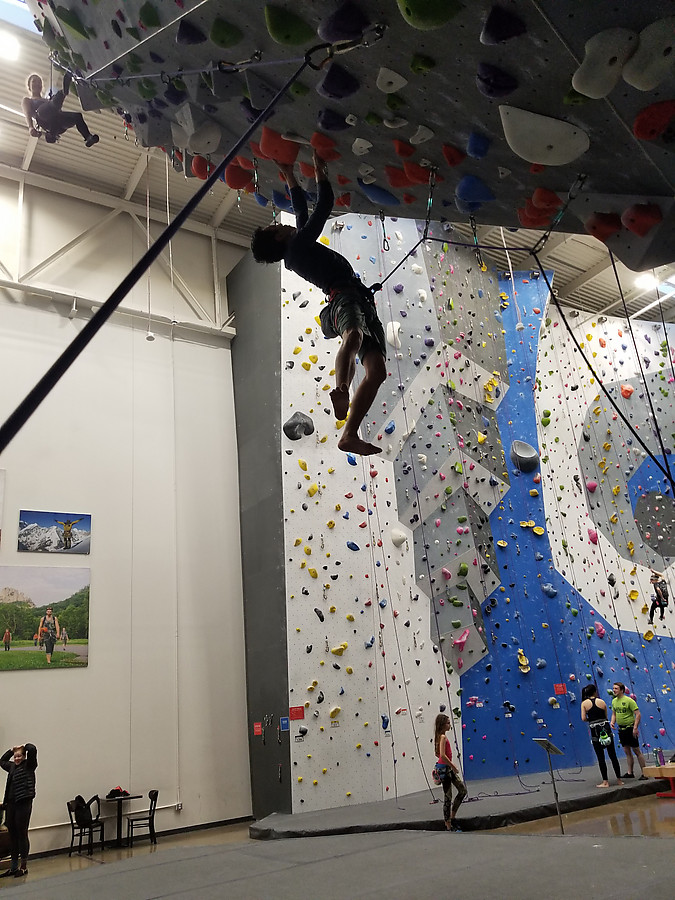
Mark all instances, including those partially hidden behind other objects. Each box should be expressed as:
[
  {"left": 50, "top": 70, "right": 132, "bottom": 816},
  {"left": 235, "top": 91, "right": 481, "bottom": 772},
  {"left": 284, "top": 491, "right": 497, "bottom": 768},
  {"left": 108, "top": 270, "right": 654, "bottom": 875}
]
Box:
[
  {"left": 634, "top": 273, "right": 659, "bottom": 291},
  {"left": 667, "top": 274, "right": 675, "bottom": 286},
  {"left": 0, "top": 27, "right": 20, "bottom": 60}
]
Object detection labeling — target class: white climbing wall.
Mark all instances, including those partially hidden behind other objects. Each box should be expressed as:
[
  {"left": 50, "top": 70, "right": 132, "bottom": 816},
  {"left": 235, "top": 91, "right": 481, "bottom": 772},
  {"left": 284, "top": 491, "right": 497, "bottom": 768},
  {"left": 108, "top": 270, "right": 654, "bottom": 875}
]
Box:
[
  {"left": 280, "top": 214, "right": 465, "bottom": 811},
  {"left": 537, "top": 308, "right": 675, "bottom": 642}
]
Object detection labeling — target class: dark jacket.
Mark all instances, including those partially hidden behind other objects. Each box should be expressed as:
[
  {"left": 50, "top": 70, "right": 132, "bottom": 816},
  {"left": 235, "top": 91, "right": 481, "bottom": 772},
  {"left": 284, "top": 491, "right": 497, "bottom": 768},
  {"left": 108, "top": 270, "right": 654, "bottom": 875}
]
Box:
[{"left": 1, "top": 744, "right": 38, "bottom": 803}]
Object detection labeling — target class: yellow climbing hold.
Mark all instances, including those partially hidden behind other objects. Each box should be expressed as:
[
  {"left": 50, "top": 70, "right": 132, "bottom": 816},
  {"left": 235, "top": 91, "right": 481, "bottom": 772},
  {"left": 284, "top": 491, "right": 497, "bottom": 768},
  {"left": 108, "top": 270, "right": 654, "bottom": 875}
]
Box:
[
  {"left": 302, "top": 362, "right": 311, "bottom": 370},
  {"left": 319, "top": 236, "right": 330, "bottom": 245},
  {"left": 532, "top": 526, "right": 545, "bottom": 536},
  {"left": 336, "top": 418, "right": 346, "bottom": 429},
  {"left": 519, "top": 521, "right": 530, "bottom": 528},
  {"left": 308, "top": 568, "right": 317, "bottom": 578},
  {"left": 327, "top": 520, "right": 335, "bottom": 529},
  {"left": 629, "top": 589, "right": 639, "bottom": 601},
  {"left": 304, "top": 546, "right": 312, "bottom": 555},
  {"left": 294, "top": 537, "right": 302, "bottom": 546},
  {"left": 293, "top": 346, "right": 302, "bottom": 355},
  {"left": 308, "top": 484, "right": 318, "bottom": 497},
  {"left": 327, "top": 467, "right": 334, "bottom": 474},
  {"left": 644, "top": 629, "right": 654, "bottom": 641},
  {"left": 627, "top": 540, "right": 635, "bottom": 556},
  {"left": 477, "top": 432, "right": 487, "bottom": 444},
  {"left": 329, "top": 605, "right": 336, "bottom": 613},
  {"left": 331, "top": 642, "right": 348, "bottom": 655},
  {"left": 298, "top": 460, "right": 307, "bottom": 471},
  {"left": 612, "top": 485, "right": 620, "bottom": 496},
  {"left": 529, "top": 488, "right": 539, "bottom": 497},
  {"left": 309, "top": 354, "right": 318, "bottom": 364},
  {"left": 335, "top": 503, "right": 341, "bottom": 511},
  {"left": 298, "top": 776, "right": 303, "bottom": 782},
  {"left": 346, "top": 613, "right": 355, "bottom": 622},
  {"left": 330, "top": 706, "right": 341, "bottom": 718},
  {"left": 497, "top": 539, "right": 508, "bottom": 548},
  {"left": 345, "top": 666, "right": 353, "bottom": 674}
]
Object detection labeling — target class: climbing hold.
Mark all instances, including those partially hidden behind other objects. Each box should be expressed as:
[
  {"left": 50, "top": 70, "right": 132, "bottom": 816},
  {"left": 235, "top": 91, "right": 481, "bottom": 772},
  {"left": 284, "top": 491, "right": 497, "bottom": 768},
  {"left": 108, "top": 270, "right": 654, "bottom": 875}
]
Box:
[
  {"left": 625, "top": 652, "right": 638, "bottom": 664},
  {"left": 381, "top": 714, "right": 389, "bottom": 730},
  {"left": 331, "top": 642, "right": 349, "bottom": 656},
  {"left": 588, "top": 528, "right": 598, "bottom": 544},
  {"left": 476, "top": 62, "right": 518, "bottom": 98},
  {"left": 541, "top": 583, "right": 558, "bottom": 598},
  {"left": 210, "top": 18, "right": 243, "bottom": 48},
  {"left": 176, "top": 18, "right": 207, "bottom": 44},
  {"left": 357, "top": 180, "right": 401, "bottom": 206},
  {"left": 517, "top": 649, "right": 530, "bottom": 673},
  {"left": 384, "top": 420, "right": 396, "bottom": 435},
  {"left": 386, "top": 321, "right": 402, "bottom": 349},
  {"left": 318, "top": 1, "right": 370, "bottom": 42},
  {"left": 584, "top": 212, "right": 622, "bottom": 242},
  {"left": 314, "top": 607, "right": 325, "bottom": 622},
  {"left": 395, "top": 0, "right": 464, "bottom": 31},
  {"left": 620, "top": 384, "right": 634, "bottom": 399},
  {"left": 453, "top": 628, "right": 470, "bottom": 651},
  {"left": 455, "top": 175, "right": 495, "bottom": 204},
  {"left": 622, "top": 17, "right": 675, "bottom": 91},
  {"left": 410, "top": 54, "right": 436, "bottom": 75},
  {"left": 376, "top": 67, "right": 408, "bottom": 94},
  {"left": 390, "top": 527, "right": 407, "bottom": 547},
  {"left": 283, "top": 412, "right": 315, "bottom": 440},
  {"left": 621, "top": 203, "right": 663, "bottom": 237},
  {"left": 509, "top": 440, "right": 540, "bottom": 473},
  {"left": 499, "top": 106, "right": 589, "bottom": 165},
  {"left": 442, "top": 144, "right": 466, "bottom": 167},
  {"left": 480, "top": 5, "right": 526, "bottom": 44},
  {"left": 330, "top": 706, "right": 341, "bottom": 719},
  {"left": 260, "top": 125, "right": 300, "bottom": 165},
  {"left": 536, "top": 658, "right": 547, "bottom": 669},
  {"left": 571, "top": 28, "right": 638, "bottom": 99},
  {"left": 265, "top": 5, "right": 315, "bottom": 44},
  {"left": 633, "top": 100, "right": 675, "bottom": 141},
  {"left": 347, "top": 541, "right": 360, "bottom": 551},
  {"left": 317, "top": 63, "right": 360, "bottom": 100}
]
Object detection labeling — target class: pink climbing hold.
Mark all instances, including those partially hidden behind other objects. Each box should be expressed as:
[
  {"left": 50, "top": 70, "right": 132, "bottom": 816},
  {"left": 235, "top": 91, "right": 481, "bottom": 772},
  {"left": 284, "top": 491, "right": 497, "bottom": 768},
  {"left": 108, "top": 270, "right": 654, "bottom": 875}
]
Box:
[
  {"left": 595, "top": 622, "right": 606, "bottom": 638},
  {"left": 586, "top": 480, "right": 598, "bottom": 493},
  {"left": 588, "top": 528, "right": 598, "bottom": 544},
  {"left": 453, "top": 628, "right": 470, "bottom": 651},
  {"left": 442, "top": 567, "right": 452, "bottom": 580},
  {"left": 457, "top": 657, "right": 463, "bottom": 670},
  {"left": 435, "top": 518, "right": 441, "bottom": 527}
]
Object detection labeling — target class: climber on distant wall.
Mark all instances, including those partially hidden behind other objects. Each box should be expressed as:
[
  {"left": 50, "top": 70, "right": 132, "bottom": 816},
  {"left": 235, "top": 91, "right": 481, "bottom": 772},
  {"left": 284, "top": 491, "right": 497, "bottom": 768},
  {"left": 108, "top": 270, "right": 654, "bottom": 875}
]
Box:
[
  {"left": 22, "top": 72, "right": 99, "bottom": 147},
  {"left": 251, "top": 151, "right": 386, "bottom": 456}
]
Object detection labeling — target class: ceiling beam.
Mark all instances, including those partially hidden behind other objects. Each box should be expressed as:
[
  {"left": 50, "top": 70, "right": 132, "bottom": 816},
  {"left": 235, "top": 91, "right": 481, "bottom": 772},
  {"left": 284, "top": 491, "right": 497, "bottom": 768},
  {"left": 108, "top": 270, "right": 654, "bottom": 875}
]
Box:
[
  {"left": 557, "top": 257, "right": 612, "bottom": 299},
  {"left": 534, "top": 232, "right": 571, "bottom": 264},
  {"left": 0, "top": 163, "right": 251, "bottom": 248},
  {"left": 21, "top": 135, "right": 38, "bottom": 172},
  {"left": 211, "top": 191, "right": 239, "bottom": 229},
  {"left": 123, "top": 150, "right": 155, "bottom": 201}
]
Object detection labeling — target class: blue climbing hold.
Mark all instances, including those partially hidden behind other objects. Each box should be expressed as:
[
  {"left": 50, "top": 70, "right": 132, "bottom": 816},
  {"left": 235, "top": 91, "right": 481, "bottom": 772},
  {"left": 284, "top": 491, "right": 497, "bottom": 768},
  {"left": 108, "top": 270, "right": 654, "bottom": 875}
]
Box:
[
  {"left": 467, "top": 131, "right": 491, "bottom": 159},
  {"left": 347, "top": 540, "right": 360, "bottom": 551},
  {"left": 384, "top": 420, "right": 396, "bottom": 434},
  {"left": 379, "top": 597, "right": 387, "bottom": 608},
  {"left": 357, "top": 179, "right": 401, "bottom": 206},
  {"left": 541, "top": 583, "right": 558, "bottom": 598},
  {"left": 381, "top": 715, "right": 389, "bottom": 730},
  {"left": 347, "top": 453, "right": 357, "bottom": 466},
  {"left": 456, "top": 174, "right": 496, "bottom": 203}
]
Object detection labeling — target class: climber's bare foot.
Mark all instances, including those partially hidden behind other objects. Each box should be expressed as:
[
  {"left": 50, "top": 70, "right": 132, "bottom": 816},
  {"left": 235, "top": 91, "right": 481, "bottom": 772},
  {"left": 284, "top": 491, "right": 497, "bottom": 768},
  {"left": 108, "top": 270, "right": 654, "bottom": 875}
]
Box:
[
  {"left": 330, "top": 387, "right": 349, "bottom": 420},
  {"left": 596, "top": 781, "right": 610, "bottom": 788},
  {"left": 338, "top": 435, "right": 382, "bottom": 456},
  {"left": 617, "top": 779, "right": 624, "bottom": 786}
]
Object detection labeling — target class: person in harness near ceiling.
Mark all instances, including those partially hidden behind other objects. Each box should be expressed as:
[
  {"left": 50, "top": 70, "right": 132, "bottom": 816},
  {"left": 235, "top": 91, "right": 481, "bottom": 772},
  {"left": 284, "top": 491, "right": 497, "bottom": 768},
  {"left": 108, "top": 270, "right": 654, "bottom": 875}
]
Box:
[
  {"left": 22, "top": 71, "right": 99, "bottom": 147},
  {"left": 250, "top": 151, "right": 386, "bottom": 457}
]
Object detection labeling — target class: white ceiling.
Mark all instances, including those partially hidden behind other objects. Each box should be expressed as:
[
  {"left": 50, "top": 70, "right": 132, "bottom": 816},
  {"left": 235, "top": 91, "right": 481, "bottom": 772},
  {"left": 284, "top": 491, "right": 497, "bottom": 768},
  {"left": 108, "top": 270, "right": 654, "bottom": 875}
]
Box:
[{"left": 0, "top": 14, "right": 673, "bottom": 321}]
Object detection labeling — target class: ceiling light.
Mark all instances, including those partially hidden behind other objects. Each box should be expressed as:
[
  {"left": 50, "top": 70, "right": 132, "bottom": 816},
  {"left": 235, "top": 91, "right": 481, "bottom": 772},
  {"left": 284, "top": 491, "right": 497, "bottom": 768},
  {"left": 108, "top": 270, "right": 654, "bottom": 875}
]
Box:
[
  {"left": 634, "top": 273, "right": 659, "bottom": 291},
  {"left": 0, "top": 29, "right": 20, "bottom": 61}
]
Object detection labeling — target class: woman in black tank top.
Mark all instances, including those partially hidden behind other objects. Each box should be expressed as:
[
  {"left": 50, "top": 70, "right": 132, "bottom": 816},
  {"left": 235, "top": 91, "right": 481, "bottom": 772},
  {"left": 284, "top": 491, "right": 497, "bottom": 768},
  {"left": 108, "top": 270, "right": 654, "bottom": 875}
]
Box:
[{"left": 581, "top": 684, "right": 624, "bottom": 788}]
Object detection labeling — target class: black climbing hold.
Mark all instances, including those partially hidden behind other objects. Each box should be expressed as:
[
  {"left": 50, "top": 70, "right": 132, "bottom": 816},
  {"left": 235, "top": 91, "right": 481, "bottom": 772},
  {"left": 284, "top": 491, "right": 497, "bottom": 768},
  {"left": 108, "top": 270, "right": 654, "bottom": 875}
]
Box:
[
  {"left": 314, "top": 607, "right": 324, "bottom": 622},
  {"left": 284, "top": 411, "right": 315, "bottom": 441}
]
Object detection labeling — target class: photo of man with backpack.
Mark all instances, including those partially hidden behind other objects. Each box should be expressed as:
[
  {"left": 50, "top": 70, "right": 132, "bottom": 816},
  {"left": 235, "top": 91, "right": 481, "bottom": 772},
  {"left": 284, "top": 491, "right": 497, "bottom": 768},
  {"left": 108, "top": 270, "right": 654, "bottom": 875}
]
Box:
[{"left": 648, "top": 571, "right": 669, "bottom": 625}]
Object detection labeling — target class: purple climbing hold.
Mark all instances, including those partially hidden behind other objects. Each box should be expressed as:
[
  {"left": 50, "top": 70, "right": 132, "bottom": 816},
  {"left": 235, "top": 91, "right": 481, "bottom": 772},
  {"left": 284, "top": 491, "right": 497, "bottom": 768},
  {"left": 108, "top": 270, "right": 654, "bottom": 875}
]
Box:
[
  {"left": 424, "top": 338, "right": 435, "bottom": 347},
  {"left": 393, "top": 283, "right": 404, "bottom": 293},
  {"left": 318, "top": 1, "right": 370, "bottom": 42},
  {"left": 476, "top": 62, "right": 518, "bottom": 98},
  {"left": 317, "top": 62, "right": 360, "bottom": 100},
  {"left": 480, "top": 5, "right": 526, "bottom": 45},
  {"left": 317, "top": 108, "right": 350, "bottom": 131},
  {"left": 347, "top": 541, "right": 360, "bottom": 551}
]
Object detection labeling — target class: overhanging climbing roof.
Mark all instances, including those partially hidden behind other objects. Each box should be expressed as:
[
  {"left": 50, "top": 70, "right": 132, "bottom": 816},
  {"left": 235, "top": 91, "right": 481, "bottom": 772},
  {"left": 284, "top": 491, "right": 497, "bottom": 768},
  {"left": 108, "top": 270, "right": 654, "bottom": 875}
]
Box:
[{"left": 22, "top": 0, "right": 675, "bottom": 271}]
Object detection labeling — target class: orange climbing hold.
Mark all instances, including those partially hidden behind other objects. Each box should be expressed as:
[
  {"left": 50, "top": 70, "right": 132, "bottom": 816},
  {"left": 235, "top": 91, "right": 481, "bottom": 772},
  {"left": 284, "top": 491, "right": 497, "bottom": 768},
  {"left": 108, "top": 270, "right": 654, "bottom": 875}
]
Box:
[
  {"left": 633, "top": 100, "right": 675, "bottom": 141},
  {"left": 620, "top": 384, "right": 634, "bottom": 398},
  {"left": 621, "top": 203, "right": 663, "bottom": 237},
  {"left": 224, "top": 162, "right": 253, "bottom": 189},
  {"left": 259, "top": 126, "right": 300, "bottom": 165},
  {"left": 584, "top": 212, "right": 622, "bottom": 242}
]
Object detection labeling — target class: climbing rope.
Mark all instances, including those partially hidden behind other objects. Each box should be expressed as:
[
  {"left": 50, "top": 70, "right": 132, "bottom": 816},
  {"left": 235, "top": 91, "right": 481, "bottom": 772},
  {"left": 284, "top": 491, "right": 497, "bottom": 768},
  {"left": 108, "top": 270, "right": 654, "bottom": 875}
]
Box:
[
  {"left": 468, "top": 215, "right": 486, "bottom": 272},
  {"left": 529, "top": 174, "right": 587, "bottom": 256}
]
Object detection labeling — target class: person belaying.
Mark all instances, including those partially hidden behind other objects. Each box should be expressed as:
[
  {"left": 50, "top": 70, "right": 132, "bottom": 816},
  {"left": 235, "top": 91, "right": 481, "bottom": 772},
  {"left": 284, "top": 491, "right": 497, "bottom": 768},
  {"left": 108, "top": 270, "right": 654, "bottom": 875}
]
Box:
[
  {"left": 251, "top": 151, "right": 386, "bottom": 456},
  {"left": 581, "top": 683, "right": 623, "bottom": 789},
  {"left": 22, "top": 72, "right": 99, "bottom": 147},
  {"left": 610, "top": 682, "right": 648, "bottom": 780}
]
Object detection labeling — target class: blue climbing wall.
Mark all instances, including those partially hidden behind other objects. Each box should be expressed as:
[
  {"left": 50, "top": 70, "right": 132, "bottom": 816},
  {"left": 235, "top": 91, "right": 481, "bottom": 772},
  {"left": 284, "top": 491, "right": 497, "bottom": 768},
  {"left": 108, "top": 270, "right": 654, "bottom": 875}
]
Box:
[{"left": 460, "top": 274, "right": 675, "bottom": 780}]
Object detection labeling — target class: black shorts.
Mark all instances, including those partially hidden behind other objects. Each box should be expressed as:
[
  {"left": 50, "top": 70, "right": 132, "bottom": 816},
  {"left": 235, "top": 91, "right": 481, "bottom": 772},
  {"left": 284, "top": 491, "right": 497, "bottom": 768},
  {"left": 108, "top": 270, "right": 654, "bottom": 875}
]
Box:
[
  {"left": 618, "top": 725, "right": 639, "bottom": 748},
  {"left": 319, "top": 286, "right": 386, "bottom": 363}
]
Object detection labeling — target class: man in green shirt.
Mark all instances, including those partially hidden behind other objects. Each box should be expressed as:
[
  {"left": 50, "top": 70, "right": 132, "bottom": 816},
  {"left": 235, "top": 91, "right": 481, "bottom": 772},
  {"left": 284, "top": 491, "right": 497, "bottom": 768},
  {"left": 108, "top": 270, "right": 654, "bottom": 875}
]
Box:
[{"left": 610, "top": 682, "right": 647, "bottom": 779}]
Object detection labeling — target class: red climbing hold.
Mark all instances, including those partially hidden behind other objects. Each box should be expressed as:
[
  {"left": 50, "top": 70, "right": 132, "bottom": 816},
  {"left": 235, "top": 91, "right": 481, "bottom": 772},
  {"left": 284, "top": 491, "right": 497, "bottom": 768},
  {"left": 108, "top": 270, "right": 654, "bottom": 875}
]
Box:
[
  {"left": 335, "top": 192, "right": 352, "bottom": 207},
  {"left": 259, "top": 126, "right": 300, "bottom": 165},
  {"left": 385, "top": 165, "right": 415, "bottom": 188},
  {"left": 392, "top": 139, "right": 416, "bottom": 158},
  {"left": 299, "top": 161, "right": 315, "bottom": 179},
  {"left": 620, "top": 203, "right": 663, "bottom": 237},
  {"left": 224, "top": 162, "right": 252, "bottom": 190},
  {"left": 402, "top": 193, "right": 417, "bottom": 204},
  {"left": 531, "top": 187, "right": 562, "bottom": 210},
  {"left": 584, "top": 212, "right": 622, "bottom": 242},
  {"left": 249, "top": 140, "right": 270, "bottom": 160},
  {"left": 441, "top": 144, "right": 466, "bottom": 167},
  {"left": 310, "top": 131, "right": 341, "bottom": 161},
  {"left": 403, "top": 160, "right": 444, "bottom": 185},
  {"left": 191, "top": 154, "right": 210, "bottom": 179},
  {"left": 337, "top": 174, "right": 351, "bottom": 185},
  {"left": 633, "top": 100, "right": 675, "bottom": 141}
]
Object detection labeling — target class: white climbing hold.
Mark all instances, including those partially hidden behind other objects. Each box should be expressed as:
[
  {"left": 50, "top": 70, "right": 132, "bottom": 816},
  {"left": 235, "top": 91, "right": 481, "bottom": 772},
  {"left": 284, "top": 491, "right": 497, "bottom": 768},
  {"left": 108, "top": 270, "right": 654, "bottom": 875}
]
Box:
[
  {"left": 411, "top": 264, "right": 423, "bottom": 274},
  {"left": 386, "top": 321, "right": 402, "bottom": 349},
  {"left": 345, "top": 114, "right": 358, "bottom": 126},
  {"left": 282, "top": 131, "right": 312, "bottom": 144},
  {"left": 622, "top": 17, "right": 675, "bottom": 91},
  {"left": 383, "top": 116, "right": 408, "bottom": 128},
  {"left": 571, "top": 28, "right": 638, "bottom": 99},
  {"left": 390, "top": 527, "right": 407, "bottom": 547},
  {"left": 376, "top": 67, "right": 408, "bottom": 94},
  {"left": 352, "top": 137, "right": 373, "bottom": 156},
  {"left": 188, "top": 120, "right": 222, "bottom": 155},
  {"left": 409, "top": 124, "right": 434, "bottom": 144},
  {"left": 499, "top": 106, "right": 590, "bottom": 165},
  {"left": 417, "top": 289, "right": 427, "bottom": 301}
]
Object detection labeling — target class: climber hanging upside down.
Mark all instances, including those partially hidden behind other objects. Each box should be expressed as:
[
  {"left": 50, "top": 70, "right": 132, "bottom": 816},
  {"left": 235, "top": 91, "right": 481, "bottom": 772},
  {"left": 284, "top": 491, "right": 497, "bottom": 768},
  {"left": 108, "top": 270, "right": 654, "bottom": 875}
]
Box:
[
  {"left": 22, "top": 72, "right": 99, "bottom": 147},
  {"left": 251, "top": 151, "right": 386, "bottom": 456}
]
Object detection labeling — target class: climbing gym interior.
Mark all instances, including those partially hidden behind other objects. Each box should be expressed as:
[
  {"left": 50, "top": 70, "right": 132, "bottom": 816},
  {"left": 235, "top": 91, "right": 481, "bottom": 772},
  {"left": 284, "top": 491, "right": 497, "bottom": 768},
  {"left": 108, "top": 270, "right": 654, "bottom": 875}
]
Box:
[{"left": 0, "top": 0, "right": 674, "bottom": 874}]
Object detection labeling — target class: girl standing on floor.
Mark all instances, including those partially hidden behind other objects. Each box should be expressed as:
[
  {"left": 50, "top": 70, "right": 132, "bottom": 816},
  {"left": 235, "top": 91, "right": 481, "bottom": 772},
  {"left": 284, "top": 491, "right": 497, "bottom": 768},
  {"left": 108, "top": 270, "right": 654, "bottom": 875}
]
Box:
[
  {"left": 433, "top": 714, "right": 467, "bottom": 831},
  {"left": 581, "top": 684, "right": 623, "bottom": 788},
  {"left": 0, "top": 743, "right": 38, "bottom": 878}
]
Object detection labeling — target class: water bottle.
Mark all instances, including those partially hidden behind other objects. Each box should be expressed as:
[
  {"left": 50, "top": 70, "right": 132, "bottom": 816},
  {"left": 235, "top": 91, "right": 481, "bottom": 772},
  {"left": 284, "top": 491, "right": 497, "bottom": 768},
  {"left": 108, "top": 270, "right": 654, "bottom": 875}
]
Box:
[{"left": 657, "top": 748, "right": 666, "bottom": 766}]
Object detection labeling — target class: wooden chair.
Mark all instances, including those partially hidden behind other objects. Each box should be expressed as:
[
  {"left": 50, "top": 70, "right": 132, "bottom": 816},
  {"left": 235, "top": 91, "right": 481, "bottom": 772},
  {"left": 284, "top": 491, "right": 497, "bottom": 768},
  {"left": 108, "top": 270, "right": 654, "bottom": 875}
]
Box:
[
  {"left": 126, "top": 790, "right": 159, "bottom": 846},
  {"left": 66, "top": 796, "right": 105, "bottom": 856}
]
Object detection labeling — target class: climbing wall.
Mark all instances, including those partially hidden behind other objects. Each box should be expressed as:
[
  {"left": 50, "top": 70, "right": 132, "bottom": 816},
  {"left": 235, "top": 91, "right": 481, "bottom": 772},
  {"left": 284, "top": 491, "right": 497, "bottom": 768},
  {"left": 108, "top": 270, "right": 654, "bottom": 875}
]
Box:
[
  {"left": 457, "top": 277, "right": 675, "bottom": 780},
  {"left": 25, "top": 0, "right": 675, "bottom": 266}
]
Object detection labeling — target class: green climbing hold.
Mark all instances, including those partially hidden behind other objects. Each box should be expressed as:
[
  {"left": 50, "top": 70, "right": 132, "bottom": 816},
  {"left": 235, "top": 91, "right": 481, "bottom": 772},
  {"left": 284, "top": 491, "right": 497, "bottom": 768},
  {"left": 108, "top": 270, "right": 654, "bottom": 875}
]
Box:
[
  {"left": 444, "top": 486, "right": 453, "bottom": 495},
  {"left": 542, "top": 409, "right": 551, "bottom": 417},
  {"left": 386, "top": 93, "right": 406, "bottom": 111},
  {"left": 54, "top": 6, "right": 90, "bottom": 40},
  {"left": 454, "top": 462, "right": 463, "bottom": 474},
  {"left": 541, "top": 417, "right": 550, "bottom": 427},
  {"left": 451, "top": 620, "right": 462, "bottom": 629},
  {"left": 137, "top": 79, "right": 157, "bottom": 100},
  {"left": 210, "top": 18, "right": 243, "bottom": 48},
  {"left": 126, "top": 53, "right": 144, "bottom": 75},
  {"left": 410, "top": 53, "right": 436, "bottom": 74},
  {"left": 126, "top": 27, "right": 141, "bottom": 41},
  {"left": 365, "top": 111, "right": 383, "bottom": 126},
  {"left": 458, "top": 562, "right": 469, "bottom": 577},
  {"left": 451, "top": 599, "right": 463, "bottom": 607},
  {"left": 457, "top": 516, "right": 467, "bottom": 523},
  {"left": 265, "top": 5, "right": 315, "bottom": 45},
  {"left": 564, "top": 87, "right": 591, "bottom": 105},
  {"left": 139, "top": 2, "right": 161, "bottom": 29},
  {"left": 396, "top": 0, "right": 464, "bottom": 30},
  {"left": 290, "top": 81, "right": 310, "bottom": 97}
]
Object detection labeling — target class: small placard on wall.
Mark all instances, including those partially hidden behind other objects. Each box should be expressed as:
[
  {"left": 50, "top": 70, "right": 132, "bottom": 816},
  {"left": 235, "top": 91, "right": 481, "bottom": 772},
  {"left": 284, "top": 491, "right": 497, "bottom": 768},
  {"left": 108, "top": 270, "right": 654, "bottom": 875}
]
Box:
[
  {"left": 280, "top": 717, "right": 290, "bottom": 732},
  {"left": 553, "top": 683, "right": 567, "bottom": 695},
  {"left": 253, "top": 722, "right": 262, "bottom": 736},
  {"left": 289, "top": 705, "right": 305, "bottom": 720}
]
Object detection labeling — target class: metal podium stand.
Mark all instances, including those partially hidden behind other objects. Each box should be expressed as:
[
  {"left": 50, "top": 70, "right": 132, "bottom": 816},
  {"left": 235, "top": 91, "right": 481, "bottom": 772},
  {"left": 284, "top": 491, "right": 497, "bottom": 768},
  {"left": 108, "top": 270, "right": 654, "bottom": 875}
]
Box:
[{"left": 533, "top": 737, "right": 565, "bottom": 834}]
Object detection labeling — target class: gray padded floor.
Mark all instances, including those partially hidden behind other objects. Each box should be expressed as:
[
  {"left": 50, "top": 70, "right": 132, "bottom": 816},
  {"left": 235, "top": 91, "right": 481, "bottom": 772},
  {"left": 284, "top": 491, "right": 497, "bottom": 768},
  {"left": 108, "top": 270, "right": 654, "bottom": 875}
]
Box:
[{"left": 0, "top": 830, "right": 670, "bottom": 900}]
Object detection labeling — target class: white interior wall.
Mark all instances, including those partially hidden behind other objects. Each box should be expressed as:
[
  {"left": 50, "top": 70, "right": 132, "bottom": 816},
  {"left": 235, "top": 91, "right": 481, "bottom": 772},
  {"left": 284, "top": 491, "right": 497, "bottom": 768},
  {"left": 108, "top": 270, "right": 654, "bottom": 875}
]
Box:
[{"left": 0, "top": 178, "right": 251, "bottom": 851}]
